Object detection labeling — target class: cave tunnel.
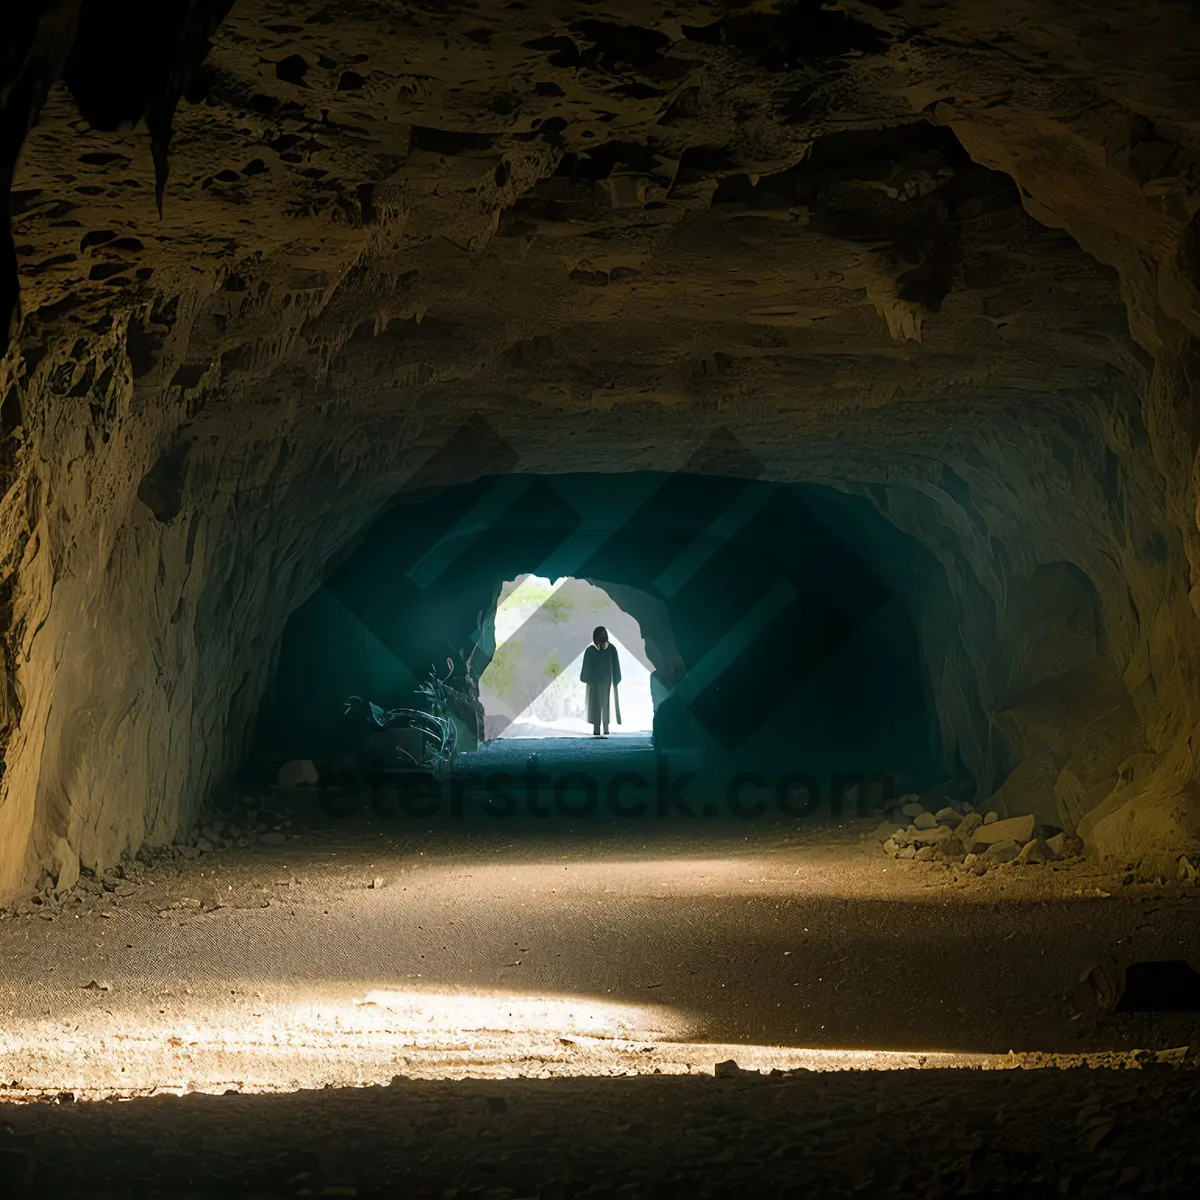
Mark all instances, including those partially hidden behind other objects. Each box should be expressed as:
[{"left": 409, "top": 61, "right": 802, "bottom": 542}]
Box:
[
  {"left": 2, "top": 1, "right": 1200, "bottom": 1195},
  {"left": 253, "top": 471, "right": 943, "bottom": 822}
]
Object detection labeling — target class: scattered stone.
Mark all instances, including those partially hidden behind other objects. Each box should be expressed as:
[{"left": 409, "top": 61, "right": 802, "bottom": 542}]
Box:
[
  {"left": 370, "top": 876, "right": 385, "bottom": 889},
  {"left": 178, "top": 844, "right": 201, "bottom": 859},
  {"left": 984, "top": 838, "right": 1020, "bottom": 863},
  {"left": 913, "top": 845, "right": 936, "bottom": 862},
  {"left": 899, "top": 800, "right": 923, "bottom": 818},
  {"left": 963, "top": 853, "right": 979, "bottom": 869},
  {"left": 1046, "top": 832, "right": 1068, "bottom": 857},
  {"left": 195, "top": 837, "right": 214, "bottom": 854},
  {"left": 882, "top": 837, "right": 900, "bottom": 857},
  {"left": 933, "top": 806, "right": 959, "bottom": 825},
  {"left": 983, "top": 811, "right": 999, "bottom": 824},
  {"left": 1178, "top": 855, "right": 1198, "bottom": 882},
  {"left": 112, "top": 881, "right": 138, "bottom": 897},
  {"left": 971, "top": 814, "right": 1036, "bottom": 850},
  {"left": 896, "top": 845, "right": 916, "bottom": 860},
  {"left": 943, "top": 836, "right": 965, "bottom": 861},
  {"left": 913, "top": 811, "right": 937, "bottom": 830},
  {"left": 278, "top": 759, "right": 319, "bottom": 787},
  {"left": 81, "top": 979, "right": 110, "bottom": 991},
  {"left": 258, "top": 831, "right": 287, "bottom": 846}
]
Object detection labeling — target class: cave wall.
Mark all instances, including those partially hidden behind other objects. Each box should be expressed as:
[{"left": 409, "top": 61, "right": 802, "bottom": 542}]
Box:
[{"left": 2, "top": 2, "right": 1200, "bottom": 898}]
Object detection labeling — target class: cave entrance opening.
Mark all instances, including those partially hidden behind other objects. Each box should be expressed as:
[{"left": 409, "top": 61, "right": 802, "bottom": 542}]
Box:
[{"left": 478, "top": 574, "right": 656, "bottom": 740}]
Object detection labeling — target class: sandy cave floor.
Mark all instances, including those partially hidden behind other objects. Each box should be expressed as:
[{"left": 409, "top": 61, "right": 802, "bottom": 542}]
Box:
[{"left": 1, "top": 796, "right": 1199, "bottom": 1196}]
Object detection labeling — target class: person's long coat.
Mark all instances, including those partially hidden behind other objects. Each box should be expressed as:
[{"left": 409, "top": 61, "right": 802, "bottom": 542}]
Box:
[{"left": 580, "top": 644, "right": 621, "bottom": 726}]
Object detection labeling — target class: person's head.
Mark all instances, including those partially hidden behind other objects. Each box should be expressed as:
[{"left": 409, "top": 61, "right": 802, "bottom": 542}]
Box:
[{"left": 592, "top": 625, "right": 608, "bottom": 649}]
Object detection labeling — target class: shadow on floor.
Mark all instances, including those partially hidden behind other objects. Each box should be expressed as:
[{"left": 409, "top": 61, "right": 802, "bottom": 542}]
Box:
[{"left": 4, "top": 1065, "right": 1199, "bottom": 1198}]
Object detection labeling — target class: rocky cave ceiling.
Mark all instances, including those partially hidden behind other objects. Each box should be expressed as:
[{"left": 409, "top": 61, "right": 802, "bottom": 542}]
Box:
[{"left": 1, "top": 0, "right": 1200, "bottom": 897}]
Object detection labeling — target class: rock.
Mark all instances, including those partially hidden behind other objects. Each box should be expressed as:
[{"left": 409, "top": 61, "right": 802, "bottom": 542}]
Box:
[
  {"left": 278, "top": 758, "right": 319, "bottom": 787},
  {"left": 963, "top": 852, "right": 978, "bottom": 869},
  {"left": 984, "top": 838, "right": 1020, "bottom": 863},
  {"left": 912, "top": 811, "right": 937, "bottom": 830},
  {"left": 1015, "top": 838, "right": 1049, "bottom": 865},
  {"left": 1046, "top": 832, "right": 1068, "bottom": 857},
  {"left": 715, "top": 1059, "right": 750, "bottom": 1078},
  {"left": 971, "top": 814, "right": 1036, "bottom": 849},
  {"left": 195, "top": 837, "right": 214, "bottom": 854},
  {"left": 983, "top": 811, "right": 999, "bottom": 824},
  {"left": 882, "top": 837, "right": 900, "bottom": 857},
  {"left": 934, "top": 806, "right": 959, "bottom": 825},
  {"left": 943, "top": 836, "right": 965, "bottom": 861},
  {"left": 899, "top": 800, "right": 923, "bottom": 818},
  {"left": 370, "top": 876, "right": 385, "bottom": 888},
  {"left": 954, "top": 812, "right": 983, "bottom": 841},
  {"left": 1178, "top": 855, "right": 1198, "bottom": 882},
  {"left": 896, "top": 845, "right": 916, "bottom": 859},
  {"left": 913, "top": 845, "right": 936, "bottom": 861},
  {"left": 872, "top": 821, "right": 905, "bottom": 844},
  {"left": 258, "top": 831, "right": 287, "bottom": 846},
  {"left": 112, "top": 881, "right": 137, "bottom": 896},
  {"left": 913, "top": 824, "right": 952, "bottom": 845},
  {"left": 52, "top": 837, "right": 79, "bottom": 899},
  {"left": 178, "top": 844, "right": 201, "bottom": 859}
]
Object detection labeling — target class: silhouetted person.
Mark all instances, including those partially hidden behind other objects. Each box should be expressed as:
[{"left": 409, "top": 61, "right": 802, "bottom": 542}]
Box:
[{"left": 580, "top": 625, "right": 621, "bottom": 737}]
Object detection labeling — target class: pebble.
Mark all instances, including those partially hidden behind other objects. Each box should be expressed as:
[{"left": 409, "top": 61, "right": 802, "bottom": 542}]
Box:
[
  {"left": 913, "top": 811, "right": 937, "bottom": 830},
  {"left": 983, "top": 811, "right": 999, "bottom": 824},
  {"left": 933, "top": 806, "right": 959, "bottom": 824},
  {"left": 913, "top": 845, "right": 936, "bottom": 861},
  {"left": 899, "top": 801, "right": 923, "bottom": 818}
]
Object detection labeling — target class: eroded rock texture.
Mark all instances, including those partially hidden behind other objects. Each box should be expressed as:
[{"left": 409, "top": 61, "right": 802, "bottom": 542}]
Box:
[{"left": 1, "top": 1, "right": 1200, "bottom": 898}]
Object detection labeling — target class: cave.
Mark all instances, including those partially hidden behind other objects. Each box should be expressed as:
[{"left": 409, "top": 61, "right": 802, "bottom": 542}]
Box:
[{"left": 2, "top": 2, "right": 1200, "bottom": 1196}]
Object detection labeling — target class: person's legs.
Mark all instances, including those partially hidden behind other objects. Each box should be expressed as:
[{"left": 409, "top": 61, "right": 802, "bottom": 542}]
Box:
[{"left": 600, "top": 689, "right": 610, "bottom": 737}]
